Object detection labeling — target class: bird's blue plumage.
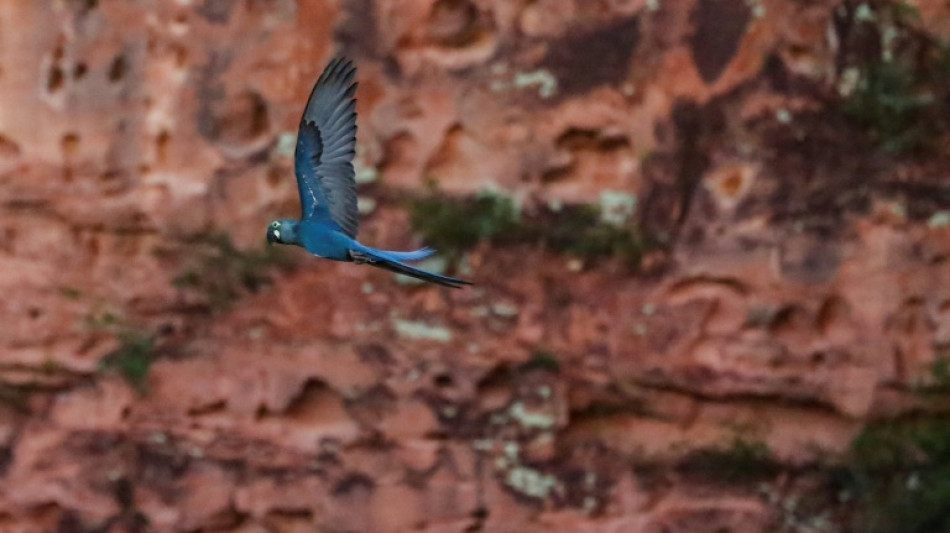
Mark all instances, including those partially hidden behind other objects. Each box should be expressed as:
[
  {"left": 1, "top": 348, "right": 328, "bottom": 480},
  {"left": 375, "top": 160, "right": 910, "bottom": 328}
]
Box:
[
  {"left": 294, "top": 57, "right": 359, "bottom": 235},
  {"left": 266, "top": 57, "right": 471, "bottom": 289}
]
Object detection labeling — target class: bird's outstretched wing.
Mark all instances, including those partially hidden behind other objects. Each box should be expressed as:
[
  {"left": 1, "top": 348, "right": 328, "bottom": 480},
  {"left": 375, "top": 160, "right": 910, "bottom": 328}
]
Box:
[{"left": 294, "top": 57, "right": 359, "bottom": 238}]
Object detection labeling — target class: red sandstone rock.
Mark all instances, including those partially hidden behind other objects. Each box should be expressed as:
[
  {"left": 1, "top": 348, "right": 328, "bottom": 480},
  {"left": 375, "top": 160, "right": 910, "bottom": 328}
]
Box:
[{"left": 1, "top": 0, "right": 950, "bottom": 531}]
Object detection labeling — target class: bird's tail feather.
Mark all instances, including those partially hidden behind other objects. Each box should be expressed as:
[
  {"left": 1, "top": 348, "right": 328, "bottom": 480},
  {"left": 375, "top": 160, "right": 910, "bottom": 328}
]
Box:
[
  {"left": 373, "top": 246, "right": 435, "bottom": 262},
  {"left": 351, "top": 248, "right": 471, "bottom": 289}
]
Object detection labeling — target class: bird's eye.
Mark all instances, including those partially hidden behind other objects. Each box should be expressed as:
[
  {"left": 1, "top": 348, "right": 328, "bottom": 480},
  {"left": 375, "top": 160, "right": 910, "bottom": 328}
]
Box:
[{"left": 271, "top": 221, "right": 280, "bottom": 228}]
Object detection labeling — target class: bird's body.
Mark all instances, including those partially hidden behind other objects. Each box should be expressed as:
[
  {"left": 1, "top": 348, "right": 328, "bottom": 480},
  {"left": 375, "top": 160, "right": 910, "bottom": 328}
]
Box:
[{"left": 267, "top": 57, "right": 470, "bottom": 289}]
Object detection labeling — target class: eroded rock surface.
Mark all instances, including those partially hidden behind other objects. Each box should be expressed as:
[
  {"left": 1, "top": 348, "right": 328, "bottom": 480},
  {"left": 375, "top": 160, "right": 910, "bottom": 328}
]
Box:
[{"left": 1, "top": 0, "right": 950, "bottom": 531}]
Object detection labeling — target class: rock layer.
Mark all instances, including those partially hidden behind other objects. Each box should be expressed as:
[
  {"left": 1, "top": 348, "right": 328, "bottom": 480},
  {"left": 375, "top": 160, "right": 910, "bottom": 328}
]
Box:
[{"left": 1, "top": 1, "right": 950, "bottom": 532}]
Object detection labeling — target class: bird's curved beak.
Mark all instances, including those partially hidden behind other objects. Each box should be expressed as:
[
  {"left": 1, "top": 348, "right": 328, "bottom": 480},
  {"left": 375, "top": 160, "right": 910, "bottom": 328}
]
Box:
[{"left": 266, "top": 230, "right": 277, "bottom": 245}]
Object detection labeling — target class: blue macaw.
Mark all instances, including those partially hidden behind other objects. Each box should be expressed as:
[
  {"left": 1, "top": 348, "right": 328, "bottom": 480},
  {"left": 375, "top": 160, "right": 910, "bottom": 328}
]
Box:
[{"left": 266, "top": 57, "right": 471, "bottom": 289}]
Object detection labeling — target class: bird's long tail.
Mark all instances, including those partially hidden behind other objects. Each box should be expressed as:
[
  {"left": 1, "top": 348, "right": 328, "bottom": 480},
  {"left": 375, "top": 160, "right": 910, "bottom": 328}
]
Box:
[
  {"left": 375, "top": 246, "right": 435, "bottom": 262},
  {"left": 350, "top": 247, "right": 471, "bottom": 289}
]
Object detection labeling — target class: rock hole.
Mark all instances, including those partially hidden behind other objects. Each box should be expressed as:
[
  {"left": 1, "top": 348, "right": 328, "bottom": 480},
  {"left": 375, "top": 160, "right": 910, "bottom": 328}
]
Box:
[
  {"left": 187, "top": 400, "right": 227, "bottom": 416},
  {"left": 73, "top": 62, "right": 88, "bottom": 79},
  {"left": 816, "top": 295, "right": 849, "bottom": 334},
  {"left": 247, "top": 96, "right": 268, "bottom": 137},
  {"left": 539, "top": 15, "right": 640, "bottom": 97},
  {"left": 87, "top": 235, "right": 100, "bottom": 256},
  {"left": 556, "top": 128, "right": 629, "bottom": 152},
  {"left": 428, "top": 0, "right": 484, "bottom": 47},
  {"left": 690, "top": 0, "right": 751, "bottom": 84},
  {"left": 768, "top": 304, "right": 807, "bottom": 335},
  {"left": 173, "top": 45, "right": 188, "bottom": 68},
  {"left": 466, "top": 506, "right": 489, "bottom": 532},
  {"left": 108, "top": 55, "right": 127, "bottom": 82},
  {"left": 541, "top": 164, "right": 572, "bottom": 183},
  {"left": 56, "top": 513, "right": 84, "bottom": 533},
  {"left": 112, "top": 476, "right": 133, "bottom": 510},
  {"left": 268, "top": 509, "right": 314, "bottom": 521},
  {"left": 424, "top": 123, "right": 464, "bottom": 175},
  {"left": 283, "top": 379, "right": 334, "bottom": 417},
  {"left": 47, "top": 65, "right": 65, "bottom": 93},
  {"left": 200, "top": 91, "right": 270, "bottom": 149},
  {"left": 718, "top": 168, "right": 744, "bottom": 196},
  {"left": 0, "top": 134, "right": 22, "bottom": 159},
  {"left": 99, "top": 168, "right": 124, "bottom": 182},
  {"left": 0, "top": 226, "right": 16, "bottom": 252},
  {"left": 433, "top": 373, "right": 454, "bottom": 388},
  {"left": 332, "top": 472, "right": 376, "bottom": 497},
  {"left": 379, "top": 131, "right": 418, "bottom": 180},
  {"left": 155, "top": 130, "right": 170, "bottom": 163},
  {"left": 357, "top": 342, "right": 394, "bottom": 367},
  {"left": 543, "top": 128, "right": 630, "bottom": 182},
  {"left": 28, "top": 308, "right": 42, "bottom": 319},
  {"left": 61, "top": 132, "right": 79, "bottom": 159},
  {"left": 196, "top": 0, "right": 235, "bottom": 24}
]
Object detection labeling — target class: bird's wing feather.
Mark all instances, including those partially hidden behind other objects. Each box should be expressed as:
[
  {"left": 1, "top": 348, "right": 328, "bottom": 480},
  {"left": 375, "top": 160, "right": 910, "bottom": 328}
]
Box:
[
  {"left": 294, "top": 57, "right": 359, "bottom": 238},
  {"left": 294, "top": 123, "right": 325, "bottom": 217}
]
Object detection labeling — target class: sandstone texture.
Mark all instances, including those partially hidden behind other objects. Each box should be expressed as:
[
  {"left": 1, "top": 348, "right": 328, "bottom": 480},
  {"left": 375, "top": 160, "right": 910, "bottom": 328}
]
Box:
[{"left": 1, "top": 0, "right": 950, "bottom": 532}]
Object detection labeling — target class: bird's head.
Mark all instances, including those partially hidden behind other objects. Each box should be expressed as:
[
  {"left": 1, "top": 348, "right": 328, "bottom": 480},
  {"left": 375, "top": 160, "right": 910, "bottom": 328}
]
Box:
[{"left": 266, "top": 219, "right": 297, "bottom": 245}]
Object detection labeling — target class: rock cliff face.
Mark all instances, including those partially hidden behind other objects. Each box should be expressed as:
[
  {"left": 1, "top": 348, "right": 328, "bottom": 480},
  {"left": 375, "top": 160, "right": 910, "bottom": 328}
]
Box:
[{"left": 1, "top": 0, "right": 949, "bottom": 531}]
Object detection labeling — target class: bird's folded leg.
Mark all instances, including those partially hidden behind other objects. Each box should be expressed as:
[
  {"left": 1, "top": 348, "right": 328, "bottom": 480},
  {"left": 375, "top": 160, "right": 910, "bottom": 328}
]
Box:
[{"left": 349, "top": 249, "right": 374, "bottom": 264}]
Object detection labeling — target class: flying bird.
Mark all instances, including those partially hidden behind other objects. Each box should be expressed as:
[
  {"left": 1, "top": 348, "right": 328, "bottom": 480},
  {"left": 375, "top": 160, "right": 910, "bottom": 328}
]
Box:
[{"left": 266, "top": 57, "right": 471, "bottom": 289}]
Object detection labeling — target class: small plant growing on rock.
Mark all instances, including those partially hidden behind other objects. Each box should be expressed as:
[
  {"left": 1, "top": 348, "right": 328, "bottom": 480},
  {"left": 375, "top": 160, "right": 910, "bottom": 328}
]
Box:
[
  {"left": 409, "top": 193, "right": 647, "bottom": 264},
  {"left": 838, "top": 354, "right": 950, "bottom": 533},
  {"left": 916, "top": 354, "right": 950, "bottom": 395},
  {"left": 843, "top": 415, "right": 950, "bottom": 533},
  {"left": 84, "top": 312, "right": 155, "bottom": 391},
  {"left": 523, "top": 204, "right": 646, "bottom": 264},
  {"left": 0, "top": 383, "right": 33, "bottom": 412},
  {"left": 409, "top": 192, "right": 519, "bottom": 255},
  {"left": 678, "top": 435, "right": 781, "bottom": 484},
  {"left": 842, "top": 60, "right": 937, "bottom": 154},
  {"left": 838, "top": 2, "right": 950, "bottom": 155},
  {"left": 98, "top": 329, "right": 154, "bottom": 391},
  {"left": 522, "top": 350, "right": 561, "bottom": 373}
]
